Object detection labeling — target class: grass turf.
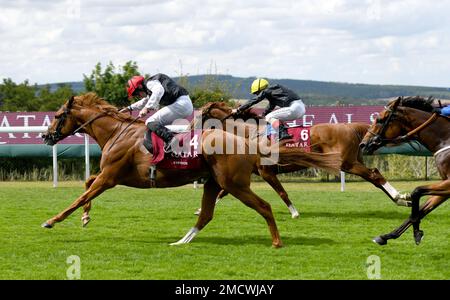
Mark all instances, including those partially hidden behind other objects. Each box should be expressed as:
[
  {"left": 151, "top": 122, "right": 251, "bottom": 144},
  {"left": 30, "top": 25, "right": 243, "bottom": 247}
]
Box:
[{"left": 0, "top": 180, "right": 448, "bottom": 280}]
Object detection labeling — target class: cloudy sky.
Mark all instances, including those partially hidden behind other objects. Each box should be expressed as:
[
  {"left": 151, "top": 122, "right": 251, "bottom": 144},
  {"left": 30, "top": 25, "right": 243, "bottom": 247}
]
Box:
[{"left": 1, "top": 0, "right": 449, "bottom": 87}]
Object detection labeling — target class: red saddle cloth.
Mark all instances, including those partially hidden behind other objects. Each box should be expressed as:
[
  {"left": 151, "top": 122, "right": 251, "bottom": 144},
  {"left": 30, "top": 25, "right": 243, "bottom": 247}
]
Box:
[
  {"left": 150, "top": 130, "right": 204, "bottom": 170},
  {"left": 270, "top": 126, "right": 311, "bottom": 152}
]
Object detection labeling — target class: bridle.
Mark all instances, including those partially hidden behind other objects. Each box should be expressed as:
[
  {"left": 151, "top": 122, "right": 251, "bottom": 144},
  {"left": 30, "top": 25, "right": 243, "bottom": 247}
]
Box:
[
  {"left": 366, "top": 99, "right": 439, "bottom": 148},
  {"left": 47, "top": 102, "right": 107, "bottom": 144}
]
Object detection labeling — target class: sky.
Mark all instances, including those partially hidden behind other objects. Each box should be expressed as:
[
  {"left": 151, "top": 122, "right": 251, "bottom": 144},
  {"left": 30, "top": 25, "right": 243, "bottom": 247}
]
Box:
[{"left": 1, "top": 0, "right": 449, "bottom": 87}]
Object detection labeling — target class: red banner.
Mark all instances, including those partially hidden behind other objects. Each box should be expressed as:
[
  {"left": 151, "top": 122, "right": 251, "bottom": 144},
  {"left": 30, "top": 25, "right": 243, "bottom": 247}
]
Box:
[{"left": 0, "top": 105, "right": 384, "bottom": 145}]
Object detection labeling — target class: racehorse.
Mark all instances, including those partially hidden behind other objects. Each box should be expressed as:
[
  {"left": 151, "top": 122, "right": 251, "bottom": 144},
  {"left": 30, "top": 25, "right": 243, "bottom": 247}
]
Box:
[
  {"left": 193, "top": 102, "right": 410, "bottom": 217},
  {"left": 41, "top": 93, "right": 342, "bottom": 247},
  {"left": 360, "top": 96, "right": 449, "bottom": 245}
]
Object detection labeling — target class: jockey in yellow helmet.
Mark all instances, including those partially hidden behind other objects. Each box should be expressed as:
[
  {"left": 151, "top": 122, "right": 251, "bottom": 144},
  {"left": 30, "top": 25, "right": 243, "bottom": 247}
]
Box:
[{"left": 233, "top": 78, "right": 306, "bottom": 141}]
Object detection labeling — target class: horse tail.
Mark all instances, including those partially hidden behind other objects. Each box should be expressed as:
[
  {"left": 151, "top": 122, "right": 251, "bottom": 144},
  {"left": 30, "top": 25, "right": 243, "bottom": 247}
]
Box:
[{"left": 266, "top": 144, "right": 342, "bottom": 174}]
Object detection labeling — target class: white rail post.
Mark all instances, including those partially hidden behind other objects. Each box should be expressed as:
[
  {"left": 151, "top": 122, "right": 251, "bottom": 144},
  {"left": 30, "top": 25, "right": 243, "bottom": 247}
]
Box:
[
  {"left": 84, "top": 134, "right": 90, "bottom": 180},
  {"left": 340, "top": 171, "right": 345, "bottom": 192},
  {"left": 52, "top": 144, "right": 58, "bottom": 188}
]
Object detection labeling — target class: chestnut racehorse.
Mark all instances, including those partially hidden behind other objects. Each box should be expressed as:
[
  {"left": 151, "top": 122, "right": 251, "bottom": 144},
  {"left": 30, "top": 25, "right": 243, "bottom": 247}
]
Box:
[
  {"left": 361, "top": 96, "right": 449, "bottom": 245},
  {"left": 194, "top": 102, "right": 410, "bottom": 217},
  {"left": 41, "top": 93, "right": 342, "bottom": 247}
]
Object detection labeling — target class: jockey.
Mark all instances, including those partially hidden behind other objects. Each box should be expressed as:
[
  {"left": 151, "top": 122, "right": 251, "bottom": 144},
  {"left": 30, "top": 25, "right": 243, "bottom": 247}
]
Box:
[
  {"left": 122, "top": 74, "right": 193, "bottom": 150},
  {"left": 232, "top": 78, "right": 305, "bottom": 141}
]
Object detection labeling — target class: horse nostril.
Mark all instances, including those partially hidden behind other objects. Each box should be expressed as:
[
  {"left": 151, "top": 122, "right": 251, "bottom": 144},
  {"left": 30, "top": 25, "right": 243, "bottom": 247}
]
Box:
[{"left": 359, "top": 142, "right": 366, "bottom": 149}]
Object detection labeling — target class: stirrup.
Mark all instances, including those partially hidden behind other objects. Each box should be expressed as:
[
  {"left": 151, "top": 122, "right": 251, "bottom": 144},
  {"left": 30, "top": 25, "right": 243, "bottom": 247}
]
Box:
[{"left": 163, "top": 137, "right": 177, "bottom": 153}]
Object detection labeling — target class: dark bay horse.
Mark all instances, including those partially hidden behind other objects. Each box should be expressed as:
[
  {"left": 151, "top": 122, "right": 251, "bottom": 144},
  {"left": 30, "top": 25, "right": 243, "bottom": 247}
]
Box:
[
  {"left": 361, "top": 96, "right": 449, "bottom": 245},
  {"left": 41, "top": 93, "right": 342, "bottom": 247},
  {"left": 194, "top": 102, "right": 410, "bottom": 217}
]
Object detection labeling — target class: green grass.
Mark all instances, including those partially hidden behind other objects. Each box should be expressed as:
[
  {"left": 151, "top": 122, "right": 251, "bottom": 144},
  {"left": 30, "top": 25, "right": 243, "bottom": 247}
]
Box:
[{"left": 0, "top": 181, "right": 448, "bottom": 280}]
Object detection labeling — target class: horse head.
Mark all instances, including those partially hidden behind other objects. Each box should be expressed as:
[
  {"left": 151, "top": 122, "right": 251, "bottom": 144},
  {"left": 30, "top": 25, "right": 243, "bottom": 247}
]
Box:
[
  {"left": 360, "top": 97, "right": 405, "bottom": 154},
  {"left": 42, "top": 96, "right": 79, "bottom": 145}
]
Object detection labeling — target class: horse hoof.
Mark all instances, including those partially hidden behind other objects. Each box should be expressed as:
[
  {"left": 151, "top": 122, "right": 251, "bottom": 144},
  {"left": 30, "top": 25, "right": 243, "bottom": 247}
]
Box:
[
  {"left": 414, "top": 230, "right": 424, "bottom": 245},
  {"left": 373, "top": 236, "right": 387, "bottom": 246},
  {"left": 272, "top": 242, "right": 283, "bottom": 249},
  {"left": 291, "top": 212, "right": 300, "bottom": 219},
  {"left": 82, "top": 217, "right": 91, "bottom": 227},
  {"left": 41, "top": 222, "right": 53, "bottom": 229}
]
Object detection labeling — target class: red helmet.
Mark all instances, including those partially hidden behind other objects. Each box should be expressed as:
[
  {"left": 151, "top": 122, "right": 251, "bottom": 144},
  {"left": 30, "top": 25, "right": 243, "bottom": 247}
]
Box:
[{"left": 127, "top": 75, "right": 145, "bottom": 98}]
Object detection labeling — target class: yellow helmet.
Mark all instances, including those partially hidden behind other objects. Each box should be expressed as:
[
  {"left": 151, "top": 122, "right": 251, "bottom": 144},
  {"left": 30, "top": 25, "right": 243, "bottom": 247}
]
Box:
[{"left": 250, "top": 78, "right": 269, "bottom": 94}]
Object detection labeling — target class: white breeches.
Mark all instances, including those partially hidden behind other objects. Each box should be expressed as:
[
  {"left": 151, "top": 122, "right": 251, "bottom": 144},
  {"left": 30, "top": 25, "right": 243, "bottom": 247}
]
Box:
[
  {"left": 145, "top": 95, "right": 193, "bottom": 126},
  {"left": 264, "top": 100, "right": 305, "bottom": 125}
]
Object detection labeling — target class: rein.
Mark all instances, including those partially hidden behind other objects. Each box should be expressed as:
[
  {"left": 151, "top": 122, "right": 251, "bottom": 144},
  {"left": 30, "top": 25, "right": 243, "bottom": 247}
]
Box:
[
  {"left": 390, "top": 112, "right": 439, "bottom": 144},
  {"left": 107, "top": 115, "right": 141, "bottom": 151},
  {"left": 72, "top": 112, "right": 108, "bottom": 135}
]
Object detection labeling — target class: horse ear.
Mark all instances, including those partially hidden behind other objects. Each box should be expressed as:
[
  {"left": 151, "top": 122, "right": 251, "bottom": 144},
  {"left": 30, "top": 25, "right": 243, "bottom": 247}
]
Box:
[
  {"left": 392, "top": 97, "right": 401, "bottom": 110},
  {"left": 67, "top": 96, "right": 75, "bottom": 109}
]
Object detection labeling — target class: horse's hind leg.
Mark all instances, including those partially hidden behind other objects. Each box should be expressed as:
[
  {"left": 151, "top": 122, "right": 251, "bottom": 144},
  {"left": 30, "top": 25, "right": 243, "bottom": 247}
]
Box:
[
  {"left": 227, "top": 185, "right": 282, "bottom": 248},
  {"left": 81, "top": 175, "right": 97, "bottom": 227},
  {"left": 172, "top": 178, "right": 222, "bottom": 245},
  {"left": 259, "top": 167, "right": 299, "bottom": 218},
  {"left": 42, "top": 173, "right": 115, "bottom": 228}
]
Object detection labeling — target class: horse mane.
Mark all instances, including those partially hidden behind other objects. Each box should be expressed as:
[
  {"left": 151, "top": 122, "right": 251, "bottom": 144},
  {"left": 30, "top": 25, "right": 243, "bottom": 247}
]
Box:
[
  {"left": 199, "top": 101, "right": 263, "bottom": 121},
  {"left": 398, "top": 96, "right": 435, "bottom": 113},
  {"left": 74, "top": 92, "right": 143, "bottom": 123}
]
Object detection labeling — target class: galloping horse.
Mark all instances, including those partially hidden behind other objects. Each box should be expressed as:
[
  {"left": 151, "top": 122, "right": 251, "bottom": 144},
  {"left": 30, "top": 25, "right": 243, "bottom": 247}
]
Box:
[
  {"left": 41, "top": 93, "right": 342, "bottom": 247},
  {"left": 360, "top": 96, "right": 449, "bottom": 245},
  {"left": 194, "top": 102, "right": 409, "bottom": 217}
]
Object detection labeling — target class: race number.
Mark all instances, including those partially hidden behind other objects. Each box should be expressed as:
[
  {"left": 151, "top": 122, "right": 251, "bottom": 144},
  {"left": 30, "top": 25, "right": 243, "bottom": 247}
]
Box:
[
  {"left": 300, "top": 129, "right": 309, "bottom": 141},
  {"left": 190, "top": 134, "right": 199, "bottom": 150}
]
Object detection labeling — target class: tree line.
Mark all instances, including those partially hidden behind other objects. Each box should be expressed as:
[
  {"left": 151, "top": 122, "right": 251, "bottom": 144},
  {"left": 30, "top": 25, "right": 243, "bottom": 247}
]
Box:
[{"left": 0, "top": 61, "right": 232, "bottom": 112}]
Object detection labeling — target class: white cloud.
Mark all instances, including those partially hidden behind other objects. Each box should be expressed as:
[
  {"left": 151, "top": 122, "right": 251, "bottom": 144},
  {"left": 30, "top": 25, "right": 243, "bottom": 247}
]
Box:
[{"left": 0, "top": 0, "right": 449, "bottom": 87}]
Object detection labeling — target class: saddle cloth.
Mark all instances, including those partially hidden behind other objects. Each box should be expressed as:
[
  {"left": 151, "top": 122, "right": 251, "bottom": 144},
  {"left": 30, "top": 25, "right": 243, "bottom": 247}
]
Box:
[
  {"left": 147, "top": 130, "right": 204, "bottom": 170},
  {"left": 268, "top": 125, "right": 311, "bottom": 152}
]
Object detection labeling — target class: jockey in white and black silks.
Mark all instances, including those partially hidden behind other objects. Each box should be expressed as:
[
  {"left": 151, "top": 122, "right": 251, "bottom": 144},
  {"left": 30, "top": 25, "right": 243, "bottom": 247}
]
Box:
[
  {"left": 123, "top": 74, "right": 193, "bottom": 150},
  {"left": 232, "top": 78, "right": 306, "bottom": 141}
]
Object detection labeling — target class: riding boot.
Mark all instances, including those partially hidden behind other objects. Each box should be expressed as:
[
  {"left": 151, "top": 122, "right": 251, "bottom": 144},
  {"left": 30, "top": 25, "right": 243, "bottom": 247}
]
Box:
[
  {"left": 278, "top": 123, "right": 292, "bottom": 141},
  {"left": 152, "top": 123, "right": 176, "bottom": 152}
]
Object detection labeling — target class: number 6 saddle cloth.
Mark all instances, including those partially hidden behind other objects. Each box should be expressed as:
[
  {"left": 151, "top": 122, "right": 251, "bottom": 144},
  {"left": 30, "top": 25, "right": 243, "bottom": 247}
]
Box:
[
  {"left": 268, "top": 124, "right": 311, "bottom": 152},
  {"left": 146, "top": 130, "right": 205, "bottom": 170}
]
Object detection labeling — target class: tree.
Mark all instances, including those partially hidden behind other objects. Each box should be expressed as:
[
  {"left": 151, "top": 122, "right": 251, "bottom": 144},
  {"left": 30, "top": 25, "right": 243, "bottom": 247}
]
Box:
[
  {"left": 83, "top": 61, "right": 141, "bottom": 107},
  {"left": 38, "top": 84, "right": 75, "bottom": 111},
  {"left": 0, "top": 78, "right": 40, "bottom": 111},
  {"left": 179, "top": 74, "right": 233, "bottom": 108}
]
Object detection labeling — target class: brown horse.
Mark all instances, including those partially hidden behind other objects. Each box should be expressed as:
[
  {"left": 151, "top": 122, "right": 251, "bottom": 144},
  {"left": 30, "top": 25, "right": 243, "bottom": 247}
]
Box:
[
  {"left": 361, "top": 96, "right": 450, "bottom": 245},
  {"left": 194, "top": 102, "right": 410, "bottom": 217},
  {"left": 41, "top": 93, "right": 342, "bottom": 247}
]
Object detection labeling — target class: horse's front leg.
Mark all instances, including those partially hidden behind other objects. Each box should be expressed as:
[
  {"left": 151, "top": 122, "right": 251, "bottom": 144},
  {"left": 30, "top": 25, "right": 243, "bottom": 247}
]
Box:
[
  {"left": 172, "top": 178, "right": 222, "bottom": 245},
  {"left": 42, "top": 174, "right": 116, "bottom": 228},
  {"left": 409, "top": 180, "right": 450, "bottom": 244},
  {"left": 373, "top": 195, "right": 447, "bottom": 245},
  {"left": 344, "top": 162, "right": 410, "bottom": 207}
]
